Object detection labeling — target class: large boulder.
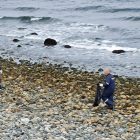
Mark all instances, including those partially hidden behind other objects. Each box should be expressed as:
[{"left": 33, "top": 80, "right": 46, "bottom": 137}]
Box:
[
  {"left": 44, "top": 38, "right": 57, "bottom": 46},
  {"left": 112, "top": 50, "right": 125, "bottom": 54}
]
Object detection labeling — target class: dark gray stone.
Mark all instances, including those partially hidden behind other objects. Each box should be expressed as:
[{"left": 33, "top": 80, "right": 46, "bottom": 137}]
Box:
[
  {"left": 112, "top": 50, "right": 125, "bottom": 54},
  {"left": 17, "top": 45, "right": 22, "bottom": 48},
  {"left": 13, "top": 39, "right": 20, "bottom": 42},
  {"left": 44, "top": 38, "right": 57, "bottom": 46},
  {"left": 30, "top": 32, "right": 38, "bottom": 35},
  {"left": 63, "top": 45, "right": 72, "bottom": 48}
]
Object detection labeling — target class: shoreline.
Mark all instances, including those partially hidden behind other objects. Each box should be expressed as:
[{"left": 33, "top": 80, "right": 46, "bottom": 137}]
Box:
[
  {"left": 0, "top": 57, "right": 140, "bottom": 139},
  {"left": 0, "top": 34, "right": 140, "bottom": 78}
]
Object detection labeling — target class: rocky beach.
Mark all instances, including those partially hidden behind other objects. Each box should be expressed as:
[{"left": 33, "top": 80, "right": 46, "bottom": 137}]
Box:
[
  {"left": 0, "top": 0, "right": 140, "bottom": 139},
  {"left": 0, "top": 58, "right": 140, "bottom": 140}
]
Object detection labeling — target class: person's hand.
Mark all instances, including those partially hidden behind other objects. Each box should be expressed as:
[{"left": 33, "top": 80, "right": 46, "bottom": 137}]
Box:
[{"left": 99, "top": 83, "right": 103, "bottom": 87}]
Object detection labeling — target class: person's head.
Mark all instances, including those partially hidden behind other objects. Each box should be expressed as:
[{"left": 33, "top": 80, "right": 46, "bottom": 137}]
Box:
[{"left": 104, "top": 68, "right": 111, "bottom": 76}]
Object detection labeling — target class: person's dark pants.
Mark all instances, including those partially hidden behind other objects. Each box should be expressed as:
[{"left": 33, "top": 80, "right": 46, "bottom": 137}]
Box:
[{"left": 102, "top": 89, "right": 114, "bottom": 108}]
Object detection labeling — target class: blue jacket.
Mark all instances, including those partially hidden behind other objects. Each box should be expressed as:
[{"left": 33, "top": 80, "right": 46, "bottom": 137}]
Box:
[{"left": 103, "top": 74, "right": 115, "bottom": 93}]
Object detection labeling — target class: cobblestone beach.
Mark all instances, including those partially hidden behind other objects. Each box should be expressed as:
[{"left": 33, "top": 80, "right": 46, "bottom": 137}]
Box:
[{"left": 0, "top": 58, "right": 140, "bottom": 140}]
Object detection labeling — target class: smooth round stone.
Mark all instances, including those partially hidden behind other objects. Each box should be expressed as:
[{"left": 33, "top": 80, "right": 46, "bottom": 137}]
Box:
[{"left": 20, "top": 118, "right": 30, "bottom": 125}]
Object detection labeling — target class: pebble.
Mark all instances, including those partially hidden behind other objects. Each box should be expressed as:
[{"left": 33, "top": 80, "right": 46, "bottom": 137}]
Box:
[{"left": 20, "top": 118, "right": 30, "bottom": 125}]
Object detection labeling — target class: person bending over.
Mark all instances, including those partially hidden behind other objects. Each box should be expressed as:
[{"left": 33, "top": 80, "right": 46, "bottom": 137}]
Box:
[{"left": 100, "top": 68, "right": 115, "bottom": 110}]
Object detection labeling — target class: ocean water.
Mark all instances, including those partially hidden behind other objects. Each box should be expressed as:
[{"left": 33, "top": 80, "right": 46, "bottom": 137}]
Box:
[{"left": 0, "top": 0, "right": 140, "bottom": 77}]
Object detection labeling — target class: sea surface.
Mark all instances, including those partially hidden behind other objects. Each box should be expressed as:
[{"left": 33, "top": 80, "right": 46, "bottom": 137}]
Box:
[{"left": 0, "top": 0, "right": 140, "bottom": 77}]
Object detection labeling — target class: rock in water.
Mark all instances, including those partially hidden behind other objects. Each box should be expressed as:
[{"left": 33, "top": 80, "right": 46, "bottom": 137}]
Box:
[
  {"left": 30, "top": 32, "right": 38, "bottom": 35},
  {"left": 13, "top": 39, "right": 20, "bottom": 42},
  {"left": 112, "top": 50, "right": 125, "bottom": 54},
  {"left": 98, "top": 68, "right": 103, "bottom": 72},
  {"left": 18, "top": 27, "right": 26, "bottom": 30},
  {"left": 63, "top": 45, "right": 72, "bottom": 48},
  {"left": 44, "top": 38, "right": 57, "bottom": 46},
  {"left": 17, "top": 45, "right": 22, "bottom": 48}
]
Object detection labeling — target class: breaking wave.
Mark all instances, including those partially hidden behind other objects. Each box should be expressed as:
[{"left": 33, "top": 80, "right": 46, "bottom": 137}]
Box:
[
  {"left": 70, "top": 40, "right": 139, "bottom": 52},
  {"left": 15, "top": 7, "right": 40, "bottom": 11},
  {"left": 101, "top": 7, "right": 140, "bottom": 13},
  {"left": 0, "top": 16, "right": 58, "bottom": 23},
  {"left": 74, "top": 6, "right": 140, "bottom": 13},
  {"left": 124, "top": 16, "right": 140, "bottom": 21},
  {"left": 75, "top": 5, "right": 104, "bottom": 11},
  {"left": 97, "top": 45, "right": 139, "bottom": 52}
]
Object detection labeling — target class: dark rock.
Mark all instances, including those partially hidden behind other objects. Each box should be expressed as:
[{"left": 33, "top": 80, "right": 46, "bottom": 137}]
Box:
[
  {"left": 21, "top": 132, "right": 24, "bottom": 135},
  {"left": 30, "top": 32, "right": 38, "bottom": 35},
  {"left": 17, "top": 45, "right": 22, "bottom": 48},
  {"left": 24, "top": 43, "right": 32, "bottom": 46},
  {"left": 98, "top": 68, "right": 103, "bottom": 72},
  {"left": 9, "top": 57, "right": 14, "bottom": 61},
  {"left": 13, "top": 39, "right": 20, "bottom": 42},
  {"left": 113, "top": 75, "right": 119, "bottom": 78},
  {"left": 44, "top": 38, "right": 57, "bottom": 46},
  {"left": 112, "top": 50, "right": 125, "bottom": 54},
  {"left": 95, "top": 37, "right": 101, "bottom": 40},
  {"left": 81, "top": 95, "right": 86, "bottom": 99},
  {"left": 63, "top": 45, "right": 72, "bottom": 48},
  {"left": 18, "top": 27, "right": 26, "bottom": 30}
]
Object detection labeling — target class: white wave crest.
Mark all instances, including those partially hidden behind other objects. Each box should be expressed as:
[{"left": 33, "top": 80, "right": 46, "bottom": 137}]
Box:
[{"left": 30, "top": 17, "right": 42, "bottom": 21}]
